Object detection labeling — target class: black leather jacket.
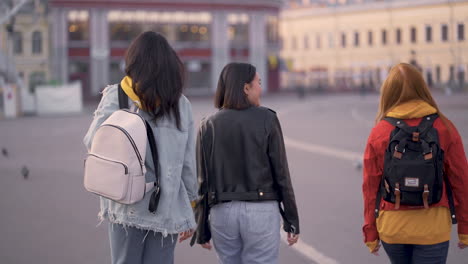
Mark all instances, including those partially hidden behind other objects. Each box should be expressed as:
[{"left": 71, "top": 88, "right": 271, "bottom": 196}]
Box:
[{"left": 192, "top": 106, "right": 300, "bottom": 245}]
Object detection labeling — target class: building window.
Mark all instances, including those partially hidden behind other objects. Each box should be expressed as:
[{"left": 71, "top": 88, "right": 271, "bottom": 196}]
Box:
[
  {"left": 178, "top": 24, "right": 210, "bottom": 43},
  {"left": 396, "top": 28, "right": 402, "bottom": 44},
  {"left": 368, "top": 31, "right": 373, "bottom": 46},
  {"left": 109, "top": 23, "right": 143, "bottom": 42},
  {"left": 341, "top": 33, "right": 346, "bottom": 48},
  {"left": 441, "top": 24, "right": 448, "bottom": 42},
  {"left": 185, "top": 60, "right": 211, "bottom": 89},
  {"left": 449, "top": 65, "right": 455, "bottom": 81},
  {"left": 13, "top": 32, "right": 23, "bottom": 54},
  {"left": 316, "top": 34, "right": 321, "bottom": 49},
  {"left": 266, "top": 16, "right": 279, "bottom": 44},
  {"left": 328, "top": 33, "right": 334, "bottom": 48},
  {"left": 304, "top": 35, "right": 309, "bottom": 50},
  {"left": 436, "top": 65, "right": 441, "bottom": 83},
  {"left": 292, "top": 36, "right": 297, "bottom": 50},
  {"left": 382, "top": 29, "right": 387, "bottom": 45},
  {"left": 426, "top": 25, "right": 432, "bottom": 43},
  {"left": 354, "top": 31, "right": 359, "bottom": 47},
  {"left": 69, "top": 21, "right": 90, "bottom": 41},
  {"left": 68, "top": 10, "right": 89, "bottom": 41},
  {"left": 458, "top": 23, "right": 465, "bottom": 41},
  {"left": 228, "top": 13, "right": 248, "bottom": 47},
  {"left": 426, "top": 69, "right": 433, "bottom": 87},
  {"left": 69, "top": 60, "right": 90, "bottom": 96},
  {"left": 411, "top": 27, "right": 417, "bottom": 43},
  {"left": 32, "top": 31, "right": 42, "bottom": 54}
]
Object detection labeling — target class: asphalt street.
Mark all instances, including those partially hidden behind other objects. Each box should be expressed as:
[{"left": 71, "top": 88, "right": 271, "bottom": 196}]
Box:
[{"left": 0, "top": 92, "right": 467, "bottom": 264}]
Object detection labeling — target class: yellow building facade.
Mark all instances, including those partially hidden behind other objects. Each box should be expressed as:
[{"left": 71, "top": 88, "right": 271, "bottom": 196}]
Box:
[
  {"left": 0, "top": 0, "right": 50, "bottom": 113},
  {"left": 280, "top": 0, "right": 468, "bottom": 92}
]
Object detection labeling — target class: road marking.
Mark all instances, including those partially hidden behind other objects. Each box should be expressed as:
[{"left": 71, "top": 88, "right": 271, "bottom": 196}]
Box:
[
  {"left": 281, "top": 232, "right": 340, "bottom": 264},
  {"left": 285, "top": 136, "right": 362, "bottom": 162},
  {"left": 276, "top": 103, "right": 345, "bottom": 264}
]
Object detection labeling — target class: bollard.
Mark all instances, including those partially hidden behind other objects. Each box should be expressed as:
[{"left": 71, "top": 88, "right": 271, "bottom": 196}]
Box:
[{"left": 1, "top": 77, "right": 18, "bottom": 118}]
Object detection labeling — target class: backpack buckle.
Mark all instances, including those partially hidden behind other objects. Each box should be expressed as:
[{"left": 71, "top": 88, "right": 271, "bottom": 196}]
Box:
[
  {"left": 422, "top": 184, "right": 430, "bottom": 209},
  {"left": 412, "top": 132, "right": 420, "bottom": 142},
  {"left": 394, "top": 183, "right": 401, "bottom": 209},
  {"left": 393, "top": 146, "right": 405, "bottom": 159},
  {"left": 424, "top": 151, "right": 433, "bottom": 160}
]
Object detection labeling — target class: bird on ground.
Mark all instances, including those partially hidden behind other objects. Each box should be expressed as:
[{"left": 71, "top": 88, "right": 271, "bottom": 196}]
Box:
[
  {"left": 1, "top": 148, "right": 8, "bottom": 157},
  {"left": 21, "top": 166, "right": 29, "bottom": 180}
]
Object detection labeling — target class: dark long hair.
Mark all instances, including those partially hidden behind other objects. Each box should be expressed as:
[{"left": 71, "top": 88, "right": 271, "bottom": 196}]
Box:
[
  {"left": 125, "top": 31, "right": 185, "bottom": 129},
  {"left": 214, "top": 62, "right": 256, "bottom": 110}
]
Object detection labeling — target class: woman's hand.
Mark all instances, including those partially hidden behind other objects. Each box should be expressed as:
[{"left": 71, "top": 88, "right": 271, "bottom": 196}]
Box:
[
  {"left": 459, "top": 242, "right": 468, "bottom": 249},
  {"left": 201, "top": 242, "right": 212, "bottom": 250},
  {"left": 178, "top": 229, "right": 194, "bottom": 243},
  {"left": 370, "top": 243, "right": 381, "bottom": 256},
  {"left": 287, "top": 233, "right": 299, "bottom": 246}
]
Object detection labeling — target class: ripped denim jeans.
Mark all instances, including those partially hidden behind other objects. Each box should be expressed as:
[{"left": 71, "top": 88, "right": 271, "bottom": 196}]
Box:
[{"left": 108, "top": 223, "right": 178, "bottom": 264}]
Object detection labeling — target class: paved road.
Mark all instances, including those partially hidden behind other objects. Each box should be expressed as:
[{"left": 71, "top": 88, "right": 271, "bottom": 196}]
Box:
[{"left": 1, "top": 92, "right": 467, "bottom": 264}]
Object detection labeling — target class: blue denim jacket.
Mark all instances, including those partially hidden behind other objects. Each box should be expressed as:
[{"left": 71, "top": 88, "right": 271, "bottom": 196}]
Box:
[{"left": 83, "top": 84, "right": 198, "bottom": 236}]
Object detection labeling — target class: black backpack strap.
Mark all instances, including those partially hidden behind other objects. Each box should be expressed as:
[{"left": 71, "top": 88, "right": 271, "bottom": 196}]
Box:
[
  {"left": 384, "top": 117, "right": 414, "bottom": 136},
  {"left": 374, "top": 185, "right": 382, "bottom": 218},
  {"left": 384, "top": 117, "right": 408, "bottom": 129},
  {"left": 146, "top": 120, "right": 161, "bottom": 213},
  {"left": 118, "top": 84, "right": 129, "bottom": 109},
  {"left": 417, "top": 114, "right": 439, "bottom": 134},
  {"left": 444, "top": 176, "right": 458, "bottom": 224}
]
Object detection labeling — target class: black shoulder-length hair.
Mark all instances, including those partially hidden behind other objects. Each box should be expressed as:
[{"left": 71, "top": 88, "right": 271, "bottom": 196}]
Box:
[
  {"left": 125, "top": 31, "right": 185, "bottom": 129},
  {"left": 214, "top": 62, "right": 256, "bottom": 110}
]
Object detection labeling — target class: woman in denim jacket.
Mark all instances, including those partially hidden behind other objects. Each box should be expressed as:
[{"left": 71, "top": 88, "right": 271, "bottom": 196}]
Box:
[{"left": 83, "top": 31, "right": 198, "bottom": 264}]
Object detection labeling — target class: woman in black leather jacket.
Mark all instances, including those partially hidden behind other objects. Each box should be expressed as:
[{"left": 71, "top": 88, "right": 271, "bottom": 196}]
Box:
[{"left": 191, "top": 62, "right": 300, "bottom": 263}]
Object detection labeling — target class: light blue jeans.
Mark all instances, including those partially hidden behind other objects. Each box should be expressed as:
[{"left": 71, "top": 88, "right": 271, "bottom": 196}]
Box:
[
  {"left": 108, "top": 223, "right": 178, "bottom": 264},
  {"left": 210, "top": 200, "right": 281, "bottom": 264}
]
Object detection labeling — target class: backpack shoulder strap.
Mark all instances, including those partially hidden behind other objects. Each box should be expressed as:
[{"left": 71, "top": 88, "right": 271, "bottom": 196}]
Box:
[
  {"left": 417, "top": 114, "right": 439, "bottom": 134},
  {"left": 146, "top": 120, "right": 161, "bottom": 213},
  {"left": 118, "top": 84, "right": 129, "bottom": 109},
  {"left": 383, "top": 117, "right": 410, "bottom": 130}
]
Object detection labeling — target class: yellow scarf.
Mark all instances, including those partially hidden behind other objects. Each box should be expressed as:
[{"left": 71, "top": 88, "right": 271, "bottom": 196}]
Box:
[
  {"left": 120, "top": 76, "right": 142, "bottom": 108},
  {"left": 386, "top": 100, "right": 437, "bottom": 119}
]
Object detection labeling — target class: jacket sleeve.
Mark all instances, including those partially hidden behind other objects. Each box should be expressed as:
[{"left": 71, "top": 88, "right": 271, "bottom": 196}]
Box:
[
  {"left": 444, "top": 124, "right": 468, "bottom": 242},
  {"left": 83, "top": 86, "right": 119, "bottom": 150},
  {"left": 191, "top": 123, "right": 211, "bottom": 245},
  {"left": 267, "top": 114, "right": 300, "bottom": 234},
  {"left": 362, "top": 131, "right": 382, "bottom": 245},
  {"left": 180, "top": 102, "right": 198, "bottom": 202}
]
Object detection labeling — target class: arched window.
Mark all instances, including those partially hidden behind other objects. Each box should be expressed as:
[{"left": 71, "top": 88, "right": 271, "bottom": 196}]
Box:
[
  {"left": 32, "top": 31, "right": 42, "bottom": 54},
  {"left": 13, "top": 32, "right": 23, "bottom": 54}
]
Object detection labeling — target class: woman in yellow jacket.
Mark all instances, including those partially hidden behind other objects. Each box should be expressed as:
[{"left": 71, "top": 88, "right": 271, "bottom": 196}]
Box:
[{"left": 362, "top": 63, "right": 468, "bottom": 263}]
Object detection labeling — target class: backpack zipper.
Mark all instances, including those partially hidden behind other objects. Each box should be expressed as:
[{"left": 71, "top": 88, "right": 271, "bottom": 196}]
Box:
[
  {"left": 86, "top": 153, "right": 129, "bottom": 174},
  {"left": 101, "top": 124, "right": 144, "bottom": 169}
]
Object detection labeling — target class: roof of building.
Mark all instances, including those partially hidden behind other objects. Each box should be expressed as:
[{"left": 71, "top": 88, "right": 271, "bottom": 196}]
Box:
[
  {"left": 282, "top": 0, "right": 468, "bottom": 19},
  {"left": 49, "top": 0, "right": 284, "bottom": 12}
]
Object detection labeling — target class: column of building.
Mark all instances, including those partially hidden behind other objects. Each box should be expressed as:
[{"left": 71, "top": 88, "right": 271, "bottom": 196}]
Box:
[
  {"left": 50, "top": 8, "right": 68, "bottom": 85},
  {"left": 210, "top": 11, "right": 230, "bottom": 93},
  {"left": 249, "top": 12, "right": 267, "bottom": 93},
  {"left": 90, "top": 9, "right": 110, "bottom": 95}
]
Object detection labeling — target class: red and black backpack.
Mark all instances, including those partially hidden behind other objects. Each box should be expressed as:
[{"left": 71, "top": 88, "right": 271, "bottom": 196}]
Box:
[{"left": 374, "top": 114, "right": 456, "bottom": 224}]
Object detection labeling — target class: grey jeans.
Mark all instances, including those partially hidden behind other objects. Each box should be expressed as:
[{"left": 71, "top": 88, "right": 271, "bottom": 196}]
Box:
[
  {"left": 108, "top": 223, "right": 178, "bottom": 264},
  {"left": 210, "top": 200, "right": 281, "bottom": 264}
]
